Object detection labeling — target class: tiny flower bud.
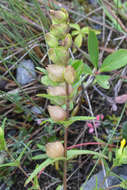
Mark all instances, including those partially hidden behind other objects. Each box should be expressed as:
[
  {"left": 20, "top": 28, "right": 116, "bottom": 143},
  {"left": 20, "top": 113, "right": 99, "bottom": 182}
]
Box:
[
  {"left": 61, "top": 34, "right": 72, "bottom": 49},
  {"left": 64, "top": 65, "right": 76, "bottom": 84},
  {"left": 48, "top": 105, "right": 67, "bottom": 121},
  {"left": 48, "top": 47, "right": 69, "bottom": 65},
  {"left": 50, "top": 23, "right": 69, "bottom": 40},
  {"left": 46, "top": 141, "right": 64, "bottom": 158},
  {"left": 46, "top": 65, "right": 65, "bottom": 82},
  {"left": 45, "top": 32, "right": 58, "bottom": 48},
  {"left": 50, "top": 9, "right": 68, "bottom": 24}
]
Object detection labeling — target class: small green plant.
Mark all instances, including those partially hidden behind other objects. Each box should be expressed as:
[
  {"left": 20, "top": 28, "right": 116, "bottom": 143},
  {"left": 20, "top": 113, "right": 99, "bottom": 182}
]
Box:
[
  {"left": 25, "top": 8, "right": 127, "bottom": 190},
  {"left": 113, "top": 139, "right": 127, "bottom": 167},
  {"left": 70, "top": 23, "right": 100, "bottom": 52}
]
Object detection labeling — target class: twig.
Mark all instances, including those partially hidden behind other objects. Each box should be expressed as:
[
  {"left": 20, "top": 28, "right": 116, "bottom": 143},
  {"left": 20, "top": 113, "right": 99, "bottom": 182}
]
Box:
[{"left": 114, "top": 66, "right": 127, "bottom": 97}]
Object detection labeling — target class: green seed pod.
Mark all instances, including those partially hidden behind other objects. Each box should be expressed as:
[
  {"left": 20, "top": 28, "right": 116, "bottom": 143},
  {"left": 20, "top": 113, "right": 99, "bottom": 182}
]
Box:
[
  {"left": 64, "top": 65, "right": 76, "bottom": 84},
  {"left": 50, "top": 23, "right": 69, "bottom": 40},
  {"left": 45, "top": 32, "right": 58, "bottom": 48},
  {"left": 61, "top": 33, "right": 72, "bottom": 49},
  {"left": 48, "top": 47, "right": 69, "bottom": 65},
  {"left": 50, "top": 8, "right": 69, "bottom": 24},
  {"left": 48, "top": 105, "right": 67, "bottom": 121},
  {"left": 46, "top": 64, "right": 65, "bottom": 82}
]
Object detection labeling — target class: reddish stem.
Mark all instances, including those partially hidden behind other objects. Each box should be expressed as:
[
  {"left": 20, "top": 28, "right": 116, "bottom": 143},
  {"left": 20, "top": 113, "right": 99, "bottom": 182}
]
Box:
[{"left": 67, "top": 142, "right": 115, "bottom": 150}]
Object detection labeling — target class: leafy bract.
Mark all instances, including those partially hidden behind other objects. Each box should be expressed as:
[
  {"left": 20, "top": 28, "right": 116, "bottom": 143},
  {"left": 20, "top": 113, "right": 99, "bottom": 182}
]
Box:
[
  {"left": 36, "top": 67, "right": 47, "bottom": 74},
  {"left": 81, "top": 27, "right": 100, "bottom": 35},
  {"left": 37, "top": 93, "right": 66, "bottom": 105},
  {"left": 70, "top": 23, "right": 80, "bottom": 31},
  {"left": 41, "top": 76, "right": 59, "bottom": 86},
  {"left": 70, "top": 59, "right": 86, "bottom": 79},
  {"left": 74, "top": 34, "right": 82, "bottom": 49}
]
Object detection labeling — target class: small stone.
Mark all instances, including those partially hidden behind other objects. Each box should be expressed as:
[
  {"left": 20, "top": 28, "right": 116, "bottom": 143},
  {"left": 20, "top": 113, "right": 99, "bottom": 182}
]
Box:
[
  {"left": 88, "top": 0, "right": 98, "bottom": 6},
  {"left": 81, "top": 165, "right": 127, "bottom": 190},
  {"left": 16, "top": 60, "right": 36, "bottom": 85},
  {"left": 31, "top": 106, "right": 43, "bottom": 115}
]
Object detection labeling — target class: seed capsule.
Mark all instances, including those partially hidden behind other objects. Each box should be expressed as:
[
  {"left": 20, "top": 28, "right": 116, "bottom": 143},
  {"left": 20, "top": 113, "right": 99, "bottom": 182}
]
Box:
[
  {"left": 48, "top": 105, "right": 67, "bottom": 121},
  {"left": 46, "top": 141, "right": 64, "bottom": 158},
  {"left": 47, "top": 84, "right": 73, "bottom": 105},
  {"left": 50, "top": 23, "right": 69, "bottom": 40},
  {"left": 48, "top": 47, "right": 69, "bottom": 65},
  {"left": 50, "top": 8, "right": 68, "bottom": 24},
  {"left": 46, "top": 65, "right": 65, "bottom": 82},
  {"left": 64, "top": 65, "right": 76, "bottom": 84},
  {"left": 61, "top": 34, "right": 72, "bottom": 49},
  {"left": 45, "top": 32, "right": 58, "bottom": 48},
  {"left": 47, "top": 84, "right": 73, "bottom": 96}
]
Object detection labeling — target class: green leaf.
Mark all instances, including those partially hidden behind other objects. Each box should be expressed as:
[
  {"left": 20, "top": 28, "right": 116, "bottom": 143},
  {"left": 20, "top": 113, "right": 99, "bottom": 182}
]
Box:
[
  {"left": 67, "top": 150, "right": 107, "bottom": 160},
  {"left": 48, "top": 46, "right": 69, "bottom": 65},
  {"left": 70, "top": 23, "right": 80, "bottom": 31},
  {"left": 41, "top": 76, "right": 59, "bottom": 86},
  {"left": 88, "top": 30, "right": 99, "bottom": 69},
  {"left": 32, "top": 154, "right": 47, "bottom": 160},
  {"left": 25, "top": 158, "right": 52, "bottom": 186},
  {"left": 56, "top": 185, "right": 63, "bottom": 190},
  {"left": 74, "top": 34, "right": 83, "bottom": 49},
  {"left": 0, "top": 160, "right": 20, "bottom": 167},
  {"left": 96, "top": 75, "right": 110, "bottom": 89},
  {"left": 37, "top": 93, "right": 65, "bottom": 101},
  {"left": 37, "top": 93, "right": 66, "bottom": 105},
  {"left": 83, "top": 64, "right": 92, "bottom": 74},
  {"left": 100, "top": 49, "right": 127, "bottom": 72},
  {"left": 59, "top": 116, "right": 95, "bottom": 126},
  {"left": 71, "top": 30, "right": 79, "bottom": 36},
  {"left": 0, "top": 119, "right": 7, "bottom": 151},
  {"left": 17, "top": 141, "right": 32, "bottom": 162},
  {"left": 120, "top": 180, "right": 127, "bottom": 189},
  {"left": 25, "top": 157, "right": 65, "bottom": 186},
  {"left": 81, "top": 26, "right": 89, "bottom": 34},
  {"left": 81, "top": 27, "right": 100, "bottom": 35},
  {"left": 37, "top": 144, "right": 46, "bottom": 151},
  {"left": 1, "top": 118, "right": 7, "bottom": 130},
  {"left": 70, "top": 59, "right": 85, "bottom": 79},
  {"left": 40, "top": 119, "right": 53, "bottom": 125},
  {"left": 36, "top": 67, "right": 47, "bottom": 74}
]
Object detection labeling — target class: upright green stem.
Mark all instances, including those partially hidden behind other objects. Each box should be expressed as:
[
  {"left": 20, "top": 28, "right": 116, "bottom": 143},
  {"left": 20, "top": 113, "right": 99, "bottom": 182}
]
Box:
[{"left": 63, "top": 82, "right": 70, "bottom": 190}]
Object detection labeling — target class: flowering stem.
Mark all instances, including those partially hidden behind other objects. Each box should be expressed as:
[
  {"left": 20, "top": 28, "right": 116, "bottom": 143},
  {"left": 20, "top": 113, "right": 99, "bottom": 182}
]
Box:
[{"left": 63, "top": 82, "right": 70, "bottom": 190}]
